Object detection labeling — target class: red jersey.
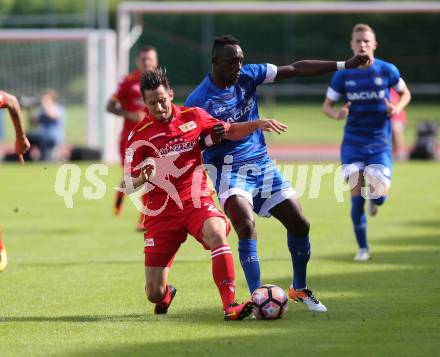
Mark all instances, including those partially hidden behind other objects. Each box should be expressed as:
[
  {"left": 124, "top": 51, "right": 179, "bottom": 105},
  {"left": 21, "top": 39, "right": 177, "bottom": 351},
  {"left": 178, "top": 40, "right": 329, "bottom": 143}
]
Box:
[
  {"left": 390, "top": 88, "right": 408, "bottom": 125},
  {"left": 111, "top": 70, "right": 147, "bottom": 139},
  {"left": 125, "top": 104, "right": 230, "bottom": 213},
  {"left": 0, "top": 90, "right": 6, "bottom": 108}
]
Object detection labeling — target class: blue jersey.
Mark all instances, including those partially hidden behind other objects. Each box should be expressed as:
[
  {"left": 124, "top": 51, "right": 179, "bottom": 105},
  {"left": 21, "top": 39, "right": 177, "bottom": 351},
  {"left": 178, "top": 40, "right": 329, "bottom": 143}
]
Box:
[
  {"left": 185, "top": 63, "right": 274, "bottom": 168},
  {"left": 327, "top": 58, "right": 402, "bottom": 153}
]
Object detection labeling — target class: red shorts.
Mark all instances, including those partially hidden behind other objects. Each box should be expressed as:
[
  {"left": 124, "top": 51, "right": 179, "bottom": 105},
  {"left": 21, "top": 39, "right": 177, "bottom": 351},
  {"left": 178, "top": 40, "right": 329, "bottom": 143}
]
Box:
[{"left": 143, "top": 196, "right": 230, "bottom": 267}]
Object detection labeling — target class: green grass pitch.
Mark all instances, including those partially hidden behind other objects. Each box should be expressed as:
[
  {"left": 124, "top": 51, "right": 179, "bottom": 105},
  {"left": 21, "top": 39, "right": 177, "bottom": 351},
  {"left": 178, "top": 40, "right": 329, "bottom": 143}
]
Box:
[{"left": 0, "top": 161, "right": 438, "bottom": 356}]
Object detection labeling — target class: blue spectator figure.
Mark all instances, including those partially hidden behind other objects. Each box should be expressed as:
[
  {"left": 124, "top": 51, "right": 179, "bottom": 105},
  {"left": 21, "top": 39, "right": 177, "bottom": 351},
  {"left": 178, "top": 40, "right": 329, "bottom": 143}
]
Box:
[{"left": 29, "top": 89, "right": 65, "bottom": 161}]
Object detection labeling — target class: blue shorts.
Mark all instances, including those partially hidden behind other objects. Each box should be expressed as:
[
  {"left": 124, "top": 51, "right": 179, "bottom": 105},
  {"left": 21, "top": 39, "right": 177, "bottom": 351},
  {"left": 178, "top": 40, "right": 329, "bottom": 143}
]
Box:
[
  {"left": 207, "top": 157, "right": 295, "bottom": 217},
  {"left": 341, "top": 144, "right": 393, "bottom": 187}
]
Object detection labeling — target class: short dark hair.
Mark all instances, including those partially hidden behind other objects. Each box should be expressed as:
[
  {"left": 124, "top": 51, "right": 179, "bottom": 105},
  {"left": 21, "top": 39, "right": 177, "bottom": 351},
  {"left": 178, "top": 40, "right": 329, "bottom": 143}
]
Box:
[
  {"left": 137, "top": 44, "right": 157, "bottom": 56},
  {"left": 211, "top": 34, "right": 240, "bottom": 58},
  {"left": 140, "top": 67, "right": 170, "bottom": 95},
  {"left": 352, "top": 23, "right": 376, "bottom": 37}
]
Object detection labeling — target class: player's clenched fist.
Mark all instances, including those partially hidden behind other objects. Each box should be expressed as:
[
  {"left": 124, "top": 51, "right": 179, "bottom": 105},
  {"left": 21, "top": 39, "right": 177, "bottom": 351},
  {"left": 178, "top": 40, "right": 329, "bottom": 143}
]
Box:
[
  {"left": 211, "top": 123, "right": 227, "bottom": 144},
  {"left": 141, "top": 158, "right": 156, "bottom": 182},
  {"left": 345, "top": 54, "right": 371, "bottom": 68},
  {"left": 336, "top": 102, "right": 351, "bottom": 121},
  {"left": 384, "top": 98, "right": 399, "bottom": 117}
]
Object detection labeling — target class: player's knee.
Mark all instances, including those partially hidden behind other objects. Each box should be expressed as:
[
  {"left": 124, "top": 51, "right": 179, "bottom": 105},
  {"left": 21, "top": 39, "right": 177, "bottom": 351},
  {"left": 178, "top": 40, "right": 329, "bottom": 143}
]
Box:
[
  {"left": 204, "top": 229, "right": 227, "bottom": 249},
  {"left": 234, "top": 218, "right": 256, "bottom": 239},
  {"left": 290, "top": 216, "right": 310, "bottom": 237}
]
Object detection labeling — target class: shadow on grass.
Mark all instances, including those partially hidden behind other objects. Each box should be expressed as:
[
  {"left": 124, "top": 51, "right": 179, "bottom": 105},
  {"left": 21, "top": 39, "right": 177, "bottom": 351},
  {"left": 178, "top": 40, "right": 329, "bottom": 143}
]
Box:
[
  {"left": 16, "top": 260, "right": 139, "bottom": 267},
  {"left": 62, "top": 321, "right": 438, "bottom": 357},
  {"left": 374, "top": 234, "right": 440, "bottom": 247},
  {"left": 402, "top": 220, "right": 440, "bottom": 229}
]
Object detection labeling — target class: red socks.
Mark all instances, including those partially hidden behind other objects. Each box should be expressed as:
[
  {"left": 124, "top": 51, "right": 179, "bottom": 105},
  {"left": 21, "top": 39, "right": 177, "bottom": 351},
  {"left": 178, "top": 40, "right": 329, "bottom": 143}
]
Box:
[
  {"left": 211, "top": 245, "right": 236, "bottom": 309},
  {"left": 0, "top": 238, "right": 4, "bottom": 251}
]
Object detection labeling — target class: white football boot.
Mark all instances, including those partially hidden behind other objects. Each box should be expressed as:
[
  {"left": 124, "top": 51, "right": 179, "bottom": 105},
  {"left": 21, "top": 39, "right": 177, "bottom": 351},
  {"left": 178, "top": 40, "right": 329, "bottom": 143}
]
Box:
[
  {"left": 354, "top": 248, "right": 371, "bottom": 261},
  {"left": 288, "top": 286, "right": 327, "bottom": 312}
]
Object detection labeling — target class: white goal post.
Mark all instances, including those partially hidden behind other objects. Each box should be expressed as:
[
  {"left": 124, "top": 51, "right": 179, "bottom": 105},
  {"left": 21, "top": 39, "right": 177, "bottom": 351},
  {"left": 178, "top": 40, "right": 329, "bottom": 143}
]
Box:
[
  {"left": 0, "top": 29, "right": 119, "bottom": 163},
  {"left": 117, "top": 1, "right": 440, "bottom": 97}
]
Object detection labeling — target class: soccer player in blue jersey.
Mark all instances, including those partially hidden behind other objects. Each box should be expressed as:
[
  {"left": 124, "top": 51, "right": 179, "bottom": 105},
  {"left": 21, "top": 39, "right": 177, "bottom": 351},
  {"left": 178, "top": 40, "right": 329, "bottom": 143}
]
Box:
[
  {"left": 323, "top": 24, "right": 411, "bottom": 261},
  {"left": 185, "top": 35, "right": 370, "bottom": 312}
]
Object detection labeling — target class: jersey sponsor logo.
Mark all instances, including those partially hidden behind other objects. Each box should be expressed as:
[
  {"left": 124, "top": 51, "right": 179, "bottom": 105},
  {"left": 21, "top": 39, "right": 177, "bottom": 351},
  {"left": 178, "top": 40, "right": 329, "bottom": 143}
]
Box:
[
  {"left": 345, "top": 80, "right": 356, "bottom": 87},
  {"left": 178, "top": 121, "right": 197, "bottom": 132},
  {"left": 374, "top": 77, "right": 383, "bottom": 86},
  {"left": 214, "top": 106, "right": 226, "bottom": 116},
  {"left": 144, "top": 238, "right": 155, "bottom": 247},
  {"left": 159, "top": 138, "right": 196, "bottom": 156},
  {"left": 225, "top": 97, "right": 255, "bottom": 123},
  {"left": 346, "top": 90, "right": 385, "bottom": 101}
]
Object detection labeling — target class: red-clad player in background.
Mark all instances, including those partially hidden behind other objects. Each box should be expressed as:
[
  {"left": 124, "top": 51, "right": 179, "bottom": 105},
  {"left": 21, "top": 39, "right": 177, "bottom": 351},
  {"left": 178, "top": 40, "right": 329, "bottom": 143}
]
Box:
[
  {"left": 106, "top": 45, "right": 158, "bottom": 230},
  {"left": 390, "top": 88, "right": 408, "bottom": 160},
  {"left": 0, "top": 90, "right": 31, "bottom": 272},
  {"left": 123, "top": 68, "right": 287, "bottom": 319}
]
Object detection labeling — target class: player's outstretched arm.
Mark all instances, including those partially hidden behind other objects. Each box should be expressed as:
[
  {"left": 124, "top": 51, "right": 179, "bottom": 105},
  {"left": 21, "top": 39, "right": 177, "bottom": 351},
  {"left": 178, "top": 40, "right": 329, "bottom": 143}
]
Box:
[
  {"left": 224, "top": 119, "right": 287, "bottom": 141},
  {"left": 2, "top": 91, "right": 30, "bottom": 162},
  {"left": 274, "top": 54, "right": 371, "bottom": 80}
]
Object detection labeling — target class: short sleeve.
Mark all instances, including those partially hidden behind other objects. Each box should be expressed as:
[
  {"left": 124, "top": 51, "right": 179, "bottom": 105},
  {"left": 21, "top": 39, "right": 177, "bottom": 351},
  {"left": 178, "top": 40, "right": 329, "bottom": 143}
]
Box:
[
  {"left": 263, "top": 64, "right": 277, "bottom": 83},
  {"left": 0, "top": 91, "right": 6, "bottom": 108},
  {"left": 196, "top": 108, "right": 231, "bottom": 136},
  {"left": 327, "top": 72, "right": 344, "bottom": 101},
  {"left": 241, "top": 64, "right": 267, "bottom": 87}
]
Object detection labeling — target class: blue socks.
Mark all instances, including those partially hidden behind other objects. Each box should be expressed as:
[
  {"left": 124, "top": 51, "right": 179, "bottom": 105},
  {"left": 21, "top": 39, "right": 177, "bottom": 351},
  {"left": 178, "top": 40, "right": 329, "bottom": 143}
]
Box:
[
  {"left": 238, "top": 239, "right": 261, "bottom": 294},
  {"left": 287, "top": 233, "right": 310, "bottom": 290},
  {"left": 351, "top": 196, "right": 368, "bottom": 249}
]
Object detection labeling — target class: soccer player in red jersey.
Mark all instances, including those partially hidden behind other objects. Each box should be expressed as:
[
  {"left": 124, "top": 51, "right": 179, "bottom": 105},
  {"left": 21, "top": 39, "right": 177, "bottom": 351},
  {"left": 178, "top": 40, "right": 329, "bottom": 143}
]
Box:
[
  {"left": 0, "top": 90, "right": 31, "bottom": 272},
  {"left": 123, "top": 68, "right": 286, "bottom": 320},
  {"left": 106, "top": 45, "right": 158, "bottom": 229},
  {"left": 389, "top": 88, "right": 408, "bottom": 159}
]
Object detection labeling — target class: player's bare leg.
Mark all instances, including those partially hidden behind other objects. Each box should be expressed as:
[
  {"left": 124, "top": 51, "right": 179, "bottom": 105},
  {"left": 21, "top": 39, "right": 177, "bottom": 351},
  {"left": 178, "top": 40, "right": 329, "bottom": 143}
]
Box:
[
  {"left": 145, "top": 266, "right": 176, "bottom": 314},
  {"left": 269, "top": 197, "right": 327, "bottom": 312},
  {"left": 224, "top": 195, "right": 261, "bottom": 294},
  {"left": 114, "top": 181, "right": 125, "bottom": 216},
  {"left": 201, "top": 216, "right": 253, "bottom": 321},
  {"left": 0, "top": 228, "right": 7, "bottom": 272}
]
